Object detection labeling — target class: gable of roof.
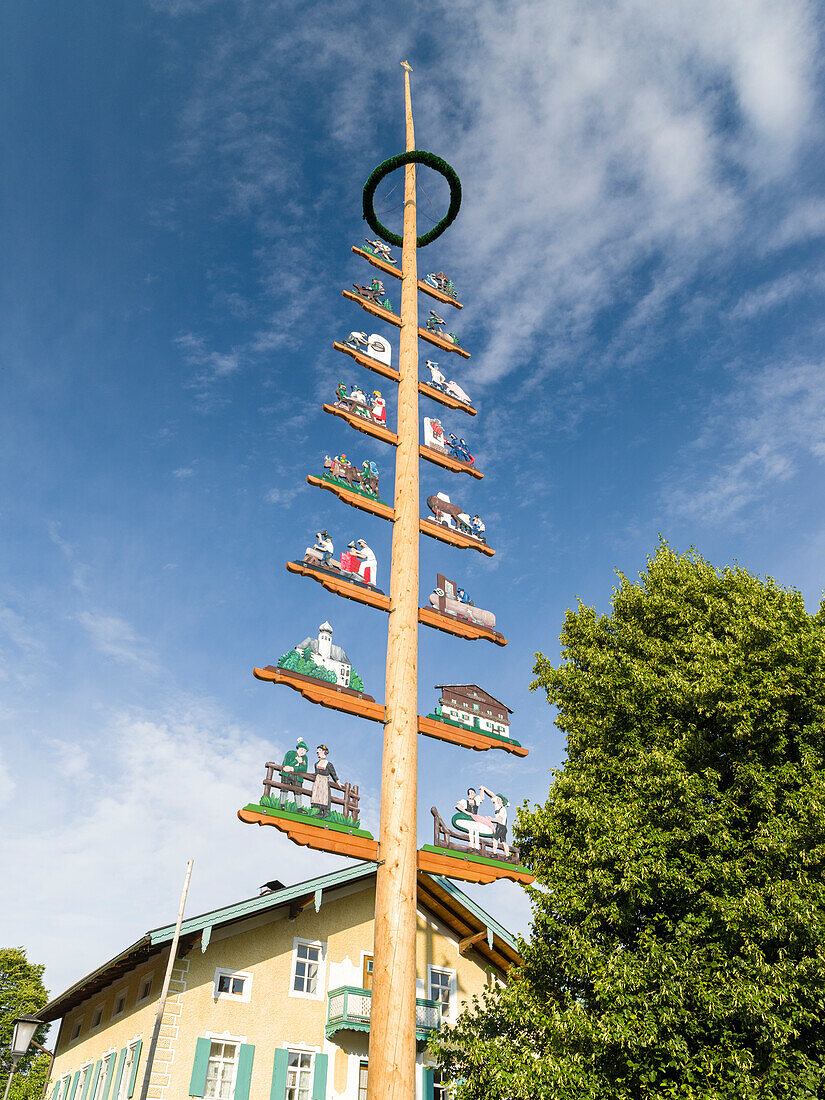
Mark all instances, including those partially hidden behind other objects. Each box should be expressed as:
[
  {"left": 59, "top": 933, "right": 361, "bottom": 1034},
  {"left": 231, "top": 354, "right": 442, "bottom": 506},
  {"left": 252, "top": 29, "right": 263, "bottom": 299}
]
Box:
[
  {"left": 434, "top": 684, "right": 513, "bottom": 714},
  {"left": 39, "top": 864, "right": 521, "bottom": 1023}
]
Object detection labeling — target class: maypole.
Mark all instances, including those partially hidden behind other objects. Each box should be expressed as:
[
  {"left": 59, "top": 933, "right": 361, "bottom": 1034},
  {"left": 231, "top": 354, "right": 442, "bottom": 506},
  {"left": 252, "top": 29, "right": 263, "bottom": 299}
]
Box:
[
  {"left": 368, "top": 59, "right": 420, "bottom": 1100},
  {"left": 239, "top": 58, "right": 535, "bottom": 1100}
]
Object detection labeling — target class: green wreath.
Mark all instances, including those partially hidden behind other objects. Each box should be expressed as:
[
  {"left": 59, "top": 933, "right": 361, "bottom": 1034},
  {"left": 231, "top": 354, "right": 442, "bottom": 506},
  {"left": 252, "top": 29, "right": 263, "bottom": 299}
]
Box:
[{"left": 362, "top": 150, "right": 461, "bottom": 248}]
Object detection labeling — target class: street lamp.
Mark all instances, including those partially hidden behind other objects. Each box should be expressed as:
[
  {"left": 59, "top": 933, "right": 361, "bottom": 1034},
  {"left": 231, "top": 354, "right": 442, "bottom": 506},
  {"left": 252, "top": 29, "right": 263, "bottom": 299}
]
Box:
[{"left": 4, "top": 1015, "right": 52, "bottom": 1100}]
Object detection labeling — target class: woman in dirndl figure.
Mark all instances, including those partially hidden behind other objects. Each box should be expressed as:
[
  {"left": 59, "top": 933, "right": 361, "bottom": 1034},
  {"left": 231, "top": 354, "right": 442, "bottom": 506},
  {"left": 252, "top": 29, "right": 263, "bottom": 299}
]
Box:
[{"left": 311, "top": 744, "right": 339, "bottom": 818}]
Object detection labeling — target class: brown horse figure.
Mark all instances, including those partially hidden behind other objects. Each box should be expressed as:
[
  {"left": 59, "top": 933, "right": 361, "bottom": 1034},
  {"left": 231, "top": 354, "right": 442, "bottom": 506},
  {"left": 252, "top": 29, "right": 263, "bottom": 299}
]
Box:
[{"left": 426, "top": 493, "right": 484, "bottom": 540}]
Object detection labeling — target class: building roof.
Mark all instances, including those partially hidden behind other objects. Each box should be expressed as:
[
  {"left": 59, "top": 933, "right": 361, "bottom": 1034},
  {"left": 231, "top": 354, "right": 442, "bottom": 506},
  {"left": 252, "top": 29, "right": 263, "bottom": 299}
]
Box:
[
  {"left": 38, "top": 865, "right": 521, "bottom": 1023},
  {"left": 434, "top": 684, "right": 513, "bottom": 714},
  {"left": 297, "top": 636, "right": 350, "bottom": 665}
]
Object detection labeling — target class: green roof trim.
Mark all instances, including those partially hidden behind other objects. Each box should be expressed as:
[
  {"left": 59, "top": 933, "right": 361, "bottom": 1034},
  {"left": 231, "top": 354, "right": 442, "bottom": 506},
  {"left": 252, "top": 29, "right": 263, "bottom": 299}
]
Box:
[{"left": 149, "top": 863, "right": 377, "bottom": 944}]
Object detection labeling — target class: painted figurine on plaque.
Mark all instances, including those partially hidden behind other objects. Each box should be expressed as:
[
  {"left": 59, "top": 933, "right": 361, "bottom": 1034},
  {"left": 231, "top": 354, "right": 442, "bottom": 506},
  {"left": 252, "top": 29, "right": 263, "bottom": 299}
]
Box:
[
  {"left": 299, "top": 531, "right": 382, "bottom": 591},
  {"left": 343, "top": 331, "right": 392, "bottom": 367},
  {"left": 429, "top": 573, "right": 496, "bottom": 631},
  {"left": 427, "top": 683, "right": 517, "bottom": 747},
  {"left": 278, "top": 737, "right": 310, "bottom": 809},
  {"left": 425, "top": 786, "right": 521, "bottom": 868},
  {"left": 424, "top": 271, "right": 457, "bottom": 298},
  {"left": 423, "top": 417, "right": 475, "bottom": 467},
  {"left": 254, "top": 737, "right": 366, "bottom": 832},
  {"left": 352, "top": 278, "right": 393, "bottom": 312},
  {"left": 334, "top": 382, "right": 388, "bottom": 427},
  {"left": 454, "top": 785, "right": 510, "bottom": 858},
  {"left": 426, "top": 492, "right": 487, "bottom": 543},
  {"left": 310, "top": 744, "right": 339, "bottom": 818},
  {"left": 276, "top": 621, "right": 367, "bottom": 693},
  {"left": 363, "top": 238, "right": 397, "bottom": 265},
  {"left": 425, "top": 310, "right": 462, "bottom": 347},
  {"left": 424, "top": 361, "right": 472, "bottom": 406},
  {"left": 322, "top": 454, "right": 383, "bottom": 501}
]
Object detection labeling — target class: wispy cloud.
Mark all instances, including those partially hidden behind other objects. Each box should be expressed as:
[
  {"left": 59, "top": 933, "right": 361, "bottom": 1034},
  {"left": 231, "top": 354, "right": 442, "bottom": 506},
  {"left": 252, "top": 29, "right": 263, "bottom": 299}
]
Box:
[
  {"left": 663, "top": 360, "right": 825, "bottom": 522},
  {"left": 172, "top": 465, "right": 196, "bottom": 478},
  {"left": 0, "top": 697, "right": 316, "bottom": 996},
  {"left": 265, "top": 486, "right": 303, "bottom": 506},
  {"left": 77, "top": 610, "right": 159, "bottom": 672}
]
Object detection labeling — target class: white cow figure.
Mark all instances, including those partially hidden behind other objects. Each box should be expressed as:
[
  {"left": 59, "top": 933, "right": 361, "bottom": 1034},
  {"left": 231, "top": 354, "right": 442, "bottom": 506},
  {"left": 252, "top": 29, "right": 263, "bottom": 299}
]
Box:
[{"left": 425, "top": 360, "right": 472, "bottom": 406}]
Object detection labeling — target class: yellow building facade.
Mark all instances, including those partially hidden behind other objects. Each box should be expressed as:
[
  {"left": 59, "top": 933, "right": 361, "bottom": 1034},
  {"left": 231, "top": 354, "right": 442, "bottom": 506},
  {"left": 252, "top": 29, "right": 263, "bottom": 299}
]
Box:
[{"left": 40, "top": 865, "right": 520, "bottom": 1100}]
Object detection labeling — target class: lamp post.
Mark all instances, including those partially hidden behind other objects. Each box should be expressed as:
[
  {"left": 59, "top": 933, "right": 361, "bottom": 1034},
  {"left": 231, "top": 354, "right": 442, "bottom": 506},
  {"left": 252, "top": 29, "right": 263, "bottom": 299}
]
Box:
[{"left": 4, "top": 1015, "right": 53, "bottom": 1100}]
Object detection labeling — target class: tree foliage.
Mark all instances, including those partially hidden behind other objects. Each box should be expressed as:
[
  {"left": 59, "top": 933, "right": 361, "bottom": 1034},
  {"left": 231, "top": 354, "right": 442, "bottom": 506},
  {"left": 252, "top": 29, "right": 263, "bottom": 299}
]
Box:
[
  {"left": 433, "top": 542, "right": 825, "bottom": 1099},
  {"left": 0, "top": 947, "right": 49, "bottom": 1098}
]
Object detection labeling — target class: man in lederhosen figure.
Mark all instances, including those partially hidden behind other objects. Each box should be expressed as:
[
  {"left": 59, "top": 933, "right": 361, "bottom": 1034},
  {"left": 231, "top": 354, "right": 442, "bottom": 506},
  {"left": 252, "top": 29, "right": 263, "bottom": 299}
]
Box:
[{"left": 279, "top": 737, "right": 309, "bottom": 810}]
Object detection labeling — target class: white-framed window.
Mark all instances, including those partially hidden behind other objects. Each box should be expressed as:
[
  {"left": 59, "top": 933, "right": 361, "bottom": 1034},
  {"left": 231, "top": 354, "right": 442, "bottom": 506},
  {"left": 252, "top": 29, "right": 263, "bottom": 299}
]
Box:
[
  {"left": 427, "top": 966, "right": 456, "bottom": 1022},
  {"left": 117, "top": 1040, "right": 141, "bottom": 1100},
  {"left": 136, "top": 976, "right": 153, "bottom": 1004},
  {"left": 76, "top": 1064, "right": 92, "bottom": 1097},
  {"left": 59, "top": 1074, "right": 72, "bottom": 1099},
  {"left": 433, "top": 1069, "right": 451, "bottom": 1100},
  {"left": 90, "top": 1005, "right": 104, "bottom": 1030},
  {"left": 204, "top": 1039, "right": 239, "bottom": 1099},
  {"left": 289, "top": 938, "right": 325, "bottom": 999},
  {"left": 213, "top": 968, "right": 252, "bottom": 1003},
  {"left": 92, "top": 1053, "right": 115, "bottom": 1100},
  {"left": 285, "top": 1049, "right": 313, "bottom": 1100},
  {"left": 358, "top": 1061, "right": 369, "bottom": 1100},
  {"left": 111, "top": 989, "right": 127, "bottom": 1019},
  {"left": 69, "top": 1018, "right": 83, "bottom": 1042},
  {"left": 361, "top": 952, "right": 374, "bottom": 990}
]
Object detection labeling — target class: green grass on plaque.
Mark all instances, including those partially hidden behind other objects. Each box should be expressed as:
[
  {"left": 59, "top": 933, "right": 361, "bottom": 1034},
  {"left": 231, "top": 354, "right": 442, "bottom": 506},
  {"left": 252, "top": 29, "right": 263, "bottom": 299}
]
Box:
[{"left": 260, "top": 793, "right": 360, "bottom": 829}]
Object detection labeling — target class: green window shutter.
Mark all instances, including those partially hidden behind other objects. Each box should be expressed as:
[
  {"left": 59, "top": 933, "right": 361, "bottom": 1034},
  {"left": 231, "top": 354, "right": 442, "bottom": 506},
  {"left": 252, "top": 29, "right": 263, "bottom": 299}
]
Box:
[
  {"left": 233, "top": 1044, "right": 255, "bottom": 1100},
  {"left": 311, "top": 1053, "right": 328, "bottom": 1100},
  {"left": 110, "top": 1050, "right": 127, "bottom": 1100},
  {"left": 83, "top": 1061, "right": 101, "bottom": 1100},
  {"left": 269, "top": 1049, "right": 288, "bottom": 1100},
  {"left": 422, "top": 1067, "right": 435, "bottom": 1100},
  {"left": 67, "top": 1071, "right": 81, "bottom": 1100},
  {"left": 127, "top": 1040, "right": 142, "bottom": 1098},
  {"left": 101, "top": 1053, "right": 118, "bottom": 1100},
  {"left": 188, "top": 1037, "right": 211, "bottom": 1097},
  {"left": 51, "top": 1084, "right": 61, "bottom": 1100}
]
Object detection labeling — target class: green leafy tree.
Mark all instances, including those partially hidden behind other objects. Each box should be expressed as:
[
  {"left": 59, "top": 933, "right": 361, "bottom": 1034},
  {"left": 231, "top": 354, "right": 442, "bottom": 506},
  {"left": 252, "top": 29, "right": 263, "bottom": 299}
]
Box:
[
  {"left": 433, "top": 542, "right": 825, "bottom": 1099},
  {"left": 1, "top": 948, "right": 49, "bottom": 1099}
]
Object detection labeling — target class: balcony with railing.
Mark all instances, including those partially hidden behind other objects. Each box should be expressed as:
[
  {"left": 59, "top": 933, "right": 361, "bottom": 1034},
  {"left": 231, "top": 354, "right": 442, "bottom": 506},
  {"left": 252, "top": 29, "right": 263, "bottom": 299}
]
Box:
[{"left": 326, "top": 986, "right": 442, "bottom": 1042}]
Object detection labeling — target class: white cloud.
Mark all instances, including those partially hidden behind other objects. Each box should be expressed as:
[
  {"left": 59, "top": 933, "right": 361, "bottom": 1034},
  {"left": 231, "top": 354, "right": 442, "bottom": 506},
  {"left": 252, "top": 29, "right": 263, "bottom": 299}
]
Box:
[
  {"left": 0, "top": 698, "right": 334, "bottom": 997},
  {"left": 77, "top": 610, "right": 159, "bottom": 672},
  {"left": 265, "top": 486, "right": 303, "bottom": 506},
  {"left": 163, "top": 0, "right": 822, "bottom": 401},
  {"left": 0, "top": 750, "right": 14, "bottom": 807},
  {"left": 172, "top": 465, "right": 196, "bottom": 478},
  {"left": 663, "top": 360, "right": 825, "bottom": 521}
]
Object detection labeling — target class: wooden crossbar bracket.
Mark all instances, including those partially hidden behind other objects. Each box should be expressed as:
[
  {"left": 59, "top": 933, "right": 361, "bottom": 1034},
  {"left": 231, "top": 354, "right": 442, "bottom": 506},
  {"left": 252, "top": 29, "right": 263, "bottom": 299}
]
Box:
[
  {"left": 288, "top": 894, "right": 315, "bottom": 921},
  {"left": 458, "top": 930, "right": 488, "bottom": 955}
]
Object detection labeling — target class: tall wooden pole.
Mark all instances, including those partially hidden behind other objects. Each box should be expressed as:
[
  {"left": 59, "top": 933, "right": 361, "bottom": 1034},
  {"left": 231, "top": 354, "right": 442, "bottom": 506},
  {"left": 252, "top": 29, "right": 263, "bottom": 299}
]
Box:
[
  {"left": 138, "top": 859, "right": 194, "bottom": 1100},
  {"left": 367, "top": 61, "right": 419, "bottom": 1100}
]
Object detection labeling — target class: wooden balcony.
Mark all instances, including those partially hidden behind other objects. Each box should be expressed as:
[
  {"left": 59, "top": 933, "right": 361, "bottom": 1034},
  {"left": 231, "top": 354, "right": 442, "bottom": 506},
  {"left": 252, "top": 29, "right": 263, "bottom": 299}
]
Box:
[{"left": 326, "top": 986, "right": 441, "bottom": 1042}]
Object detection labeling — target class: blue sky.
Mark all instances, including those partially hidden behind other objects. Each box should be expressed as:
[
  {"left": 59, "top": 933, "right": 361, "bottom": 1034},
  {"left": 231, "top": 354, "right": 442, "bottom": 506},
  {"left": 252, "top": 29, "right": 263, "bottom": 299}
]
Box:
[{"left": 3, "top": 0, "right": 825, "bottom": 1000}]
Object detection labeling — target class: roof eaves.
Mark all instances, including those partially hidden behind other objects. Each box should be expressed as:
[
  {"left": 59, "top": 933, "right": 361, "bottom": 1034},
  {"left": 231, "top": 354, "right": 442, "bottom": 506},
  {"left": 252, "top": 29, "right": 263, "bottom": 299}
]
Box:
[
  {"left": 425, "top": 874, "right": 520, "bottom": 955},
  {"left": 38, "top": 934, "right": 154, "bottom": 1023}
]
